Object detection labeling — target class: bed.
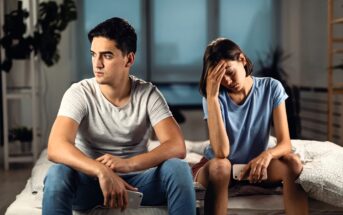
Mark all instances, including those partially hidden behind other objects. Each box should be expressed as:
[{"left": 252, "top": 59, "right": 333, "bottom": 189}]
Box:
[{"left": 5, "top": 138, "right": 343, "bottom": 215}]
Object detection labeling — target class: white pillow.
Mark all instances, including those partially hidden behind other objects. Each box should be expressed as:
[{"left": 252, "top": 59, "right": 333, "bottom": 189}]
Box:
[
  {"left": 30, "top": 149, "right": 54, "bottom": 194},
  {"left": 294, "top": 140, "right": 343, "bottom": 207},
  {"left": 185, "top": 140, "right": 209, "bottom": 155},
  {"left": 147, "top": 139, "right": 207, "bottom": 165}
]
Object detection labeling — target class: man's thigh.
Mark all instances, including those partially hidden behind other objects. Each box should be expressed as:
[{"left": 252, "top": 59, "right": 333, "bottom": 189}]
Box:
[
  {"left": 72, "top": 171, "right": 103, "bottom": 211},
  {"left": 123, "top": 168, "right": 166, "bottom": 206}
]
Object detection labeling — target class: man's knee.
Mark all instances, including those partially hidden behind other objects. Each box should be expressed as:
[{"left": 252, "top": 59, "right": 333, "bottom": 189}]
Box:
[
  {"left": 159, "top": 158, "right": 193, "bottom": 183},
  {"left": 44, "top": 164, "right": 76, "bottom": 192}
]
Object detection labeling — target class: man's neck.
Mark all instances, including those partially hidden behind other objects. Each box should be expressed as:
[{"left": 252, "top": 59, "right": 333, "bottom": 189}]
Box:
[{"left": 100, "top": 76, "right": 132, "bottom": 107}]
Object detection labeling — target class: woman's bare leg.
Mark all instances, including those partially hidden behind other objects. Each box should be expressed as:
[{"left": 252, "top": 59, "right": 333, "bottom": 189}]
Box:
[
  {"left": 267, "top": 154, "right": 308, "bottom": 215},
  {"left": 196, "top": 158, "right": 231, "bottom": 215}
]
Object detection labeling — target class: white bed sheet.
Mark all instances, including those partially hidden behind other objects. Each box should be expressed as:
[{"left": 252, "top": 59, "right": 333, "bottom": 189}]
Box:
[
  {"left": 5, "top": 139, "right": 343, "bottom": 215},
  {"left": 6, "top": 178, "right": 343, "bottom": 215},
  {"left": 6, "top": 179, "right": 168, "bottom": 215}
]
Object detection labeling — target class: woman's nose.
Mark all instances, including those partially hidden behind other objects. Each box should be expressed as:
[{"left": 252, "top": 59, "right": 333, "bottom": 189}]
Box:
[{"left": 226, "top": 77, "right": 232, "bottom": 84}]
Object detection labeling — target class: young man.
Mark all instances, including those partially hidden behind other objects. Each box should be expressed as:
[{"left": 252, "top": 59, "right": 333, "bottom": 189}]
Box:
[{"left": 42, "top": 17, "right": 196, "bottom": 215}]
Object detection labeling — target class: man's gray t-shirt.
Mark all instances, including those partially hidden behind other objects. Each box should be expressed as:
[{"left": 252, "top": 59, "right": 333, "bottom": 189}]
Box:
[{"left": 58, "top": 75, "right": 172, "bottom": 159}]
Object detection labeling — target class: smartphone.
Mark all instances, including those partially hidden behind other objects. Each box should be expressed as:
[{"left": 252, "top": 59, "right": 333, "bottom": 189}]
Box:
[
  {"left": 232, "top": 164, "right": 267, "bottom": 181},
  {"left": 127, "top": 190, "right": 143, "bottom": 208},
  {"left": 233, "top": 164, "right": 248, "bottom": 180}
]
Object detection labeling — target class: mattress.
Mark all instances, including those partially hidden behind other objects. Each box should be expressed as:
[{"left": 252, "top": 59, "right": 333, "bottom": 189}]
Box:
[
  {"left": 5, "top": 139, "right": 343, "bottom": 215},
  {"left": 6, "top": 178, "right": 343, "bottom": 215}
]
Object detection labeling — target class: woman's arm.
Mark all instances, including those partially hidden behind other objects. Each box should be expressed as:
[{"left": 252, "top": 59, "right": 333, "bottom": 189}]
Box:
[
  {"left": 207, "top": 98, "right": 230, "bottom": 158},
  {"left": 206, "top": 61, "right": 230, "bottom": 158},
  {"left": 268, "top": 101, "right": 292, "bottom": 158},
  {"left": 241, "top": 101, "right": 291, "bottom": 182}
]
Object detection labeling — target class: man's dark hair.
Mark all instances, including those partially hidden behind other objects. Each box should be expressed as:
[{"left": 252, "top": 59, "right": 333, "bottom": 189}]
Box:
[{"left": 88, "top": 17, "right": 137, "bottom": 55}]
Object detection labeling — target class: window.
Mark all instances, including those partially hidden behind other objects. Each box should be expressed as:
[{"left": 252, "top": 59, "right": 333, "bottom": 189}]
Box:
[
  {"left": 150, "top": 0, "right": 208, "bottom": 83},
  {"left": 76, "top": 0, "right": 279, "bottom": 106}
]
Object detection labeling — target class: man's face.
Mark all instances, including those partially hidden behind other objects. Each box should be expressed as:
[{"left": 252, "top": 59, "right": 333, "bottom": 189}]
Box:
[{"left": 90, "top": 37, "right": 129, "bottom": 85}]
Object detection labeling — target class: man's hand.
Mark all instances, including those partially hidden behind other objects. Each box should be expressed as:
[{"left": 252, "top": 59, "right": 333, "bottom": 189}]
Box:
[
  {"left": 97, "top": 166, "right": 138, "bottom": 211},
  {"left": 96, "top": 154, "right": 133, "bottom": 173}
]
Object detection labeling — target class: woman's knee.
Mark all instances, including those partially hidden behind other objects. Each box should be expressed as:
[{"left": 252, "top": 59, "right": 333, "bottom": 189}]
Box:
[
  {"left": 282, "top": 153, "right": 303, "bottom": 178},
  {"left": 208, "top": 158, "right": 231, "bottom": 182}
]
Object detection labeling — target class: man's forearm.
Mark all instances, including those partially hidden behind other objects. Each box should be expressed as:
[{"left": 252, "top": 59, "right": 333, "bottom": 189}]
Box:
[
  {"left": 48, "top": 140, "right": 106, "bottom": 178},
  {"left": 119, "top": 140, "right": 186, "bottom": 173}
]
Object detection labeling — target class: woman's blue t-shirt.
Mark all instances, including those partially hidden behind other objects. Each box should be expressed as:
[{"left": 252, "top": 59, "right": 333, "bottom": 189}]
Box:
[{"left": 202, "top": 77, "right": 288, "bottom": 164}]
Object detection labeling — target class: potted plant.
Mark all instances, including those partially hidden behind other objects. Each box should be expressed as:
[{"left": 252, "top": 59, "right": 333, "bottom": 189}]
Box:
[
  {"left": 9, "top": 126, "right": 33, "bottom": 152},
  {"left": 0, "top": 0, "right": 77, "bottom": 72},
  {"left": 254, "top": 47, "right": 301, "bottom": 139},
  {"left": 0, "top": 1, "right": 33, "bottom": 72},
  {"left": 33, "top": 0, "right": 77, "bottom": 66}
]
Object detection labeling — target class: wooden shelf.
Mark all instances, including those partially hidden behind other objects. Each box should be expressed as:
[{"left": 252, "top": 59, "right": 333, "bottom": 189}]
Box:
[
  {"left": 8, "top": 154, "right": 34, "bottom": 163},
  {"left": 332, "top": 17, "right": 343, "bottom": 24},
  {"left": 333, "top": 37, "right": 343, "bottom": 43},
  {"left": 327, "top": 0, "right": 343, "bottom": 141},
  {"left": 333, "top": 88, "right": 343, "bottom": 94},
  {"left": 6, "top": 87, "right": 33, "bottom": 99},
  {"left": 6, "top": 92, "right": 32, "bottom": 99},
  {"left": 333, "top": 49, "right": 343, "bottom": 54}
]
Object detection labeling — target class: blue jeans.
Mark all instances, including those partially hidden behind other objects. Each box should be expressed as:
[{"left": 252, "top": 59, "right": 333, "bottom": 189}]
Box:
[{"left": 42, "top": 158, "right": 196, "bottom": 215}]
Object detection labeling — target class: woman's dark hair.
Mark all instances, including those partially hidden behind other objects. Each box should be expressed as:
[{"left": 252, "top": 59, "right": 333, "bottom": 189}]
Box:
[
  {"left": 199, "top": 38, "right": 253, "bottom": 97},
  {"left": 88, "top": 17, "right": 137, "bottom": 55}
]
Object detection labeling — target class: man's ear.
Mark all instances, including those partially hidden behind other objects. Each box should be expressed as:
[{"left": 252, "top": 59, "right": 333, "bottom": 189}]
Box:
[{"left": 125, "top": 52, "right": 135, "bottom": 67}]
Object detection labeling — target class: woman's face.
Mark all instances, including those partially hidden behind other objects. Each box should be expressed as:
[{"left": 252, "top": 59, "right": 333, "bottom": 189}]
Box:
[{"left": 220, "top": 55, "right": 247, "bottom": 93}]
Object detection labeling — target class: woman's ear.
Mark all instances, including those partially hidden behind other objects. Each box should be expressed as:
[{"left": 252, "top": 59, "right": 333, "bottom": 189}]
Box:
[{"left": 239, "top": 53, "right": 247, "bottom": 66}]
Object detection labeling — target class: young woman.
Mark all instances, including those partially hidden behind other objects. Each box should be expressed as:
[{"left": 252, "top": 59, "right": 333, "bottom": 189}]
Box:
[{"left": 193, "top": 38, "right": 308, "bottom": 215}]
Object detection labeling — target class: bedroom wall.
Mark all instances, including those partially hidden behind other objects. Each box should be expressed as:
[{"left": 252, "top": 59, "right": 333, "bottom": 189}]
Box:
[
  {"left": 43, "top": 0, "right": 335, "bottom": 143},
  {"left": 281, "top": 0, "right": 343, "bottom": 87},
  {"left": 280, "top": 0, "right": 343, "bottom": 144},
  {"left": 40, "top": 25, "right": 77, "bottom": 148},
  {"left": 280, "top": 0, "right": 326, "bottom": 87},
  {"left": 6, "top": 0, "right": 339, "bottom": 148}
]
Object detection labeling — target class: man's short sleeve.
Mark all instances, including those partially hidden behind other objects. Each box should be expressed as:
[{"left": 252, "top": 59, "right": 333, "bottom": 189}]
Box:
[
  {"left": 147, "top": 87, "right": 172, "bottom": 126},
  {"left": 58, "top": 84, "right": 88, "bottom": 124}
]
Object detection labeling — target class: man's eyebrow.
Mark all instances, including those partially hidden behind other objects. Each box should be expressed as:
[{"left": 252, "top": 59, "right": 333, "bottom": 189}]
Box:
[{"left": 90, "top": 50, "right": 114, "bottom": 55}]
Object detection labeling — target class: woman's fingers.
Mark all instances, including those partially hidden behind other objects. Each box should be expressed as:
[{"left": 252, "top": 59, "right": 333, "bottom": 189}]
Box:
[
  {"left": 217, "top": 62, "right": 227, "bottom": 79},
  {"left": 250, "top": 163, "right": 267, "bottom": 183},
  {"left": 206, "top": 61, "right": 227, "bottom": 97},
  {"left": 209, "top": 61, "right": 226, "bottom": 80},
  {"left": 249, "top": 166, "right": 256, "bottom": 183}
]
